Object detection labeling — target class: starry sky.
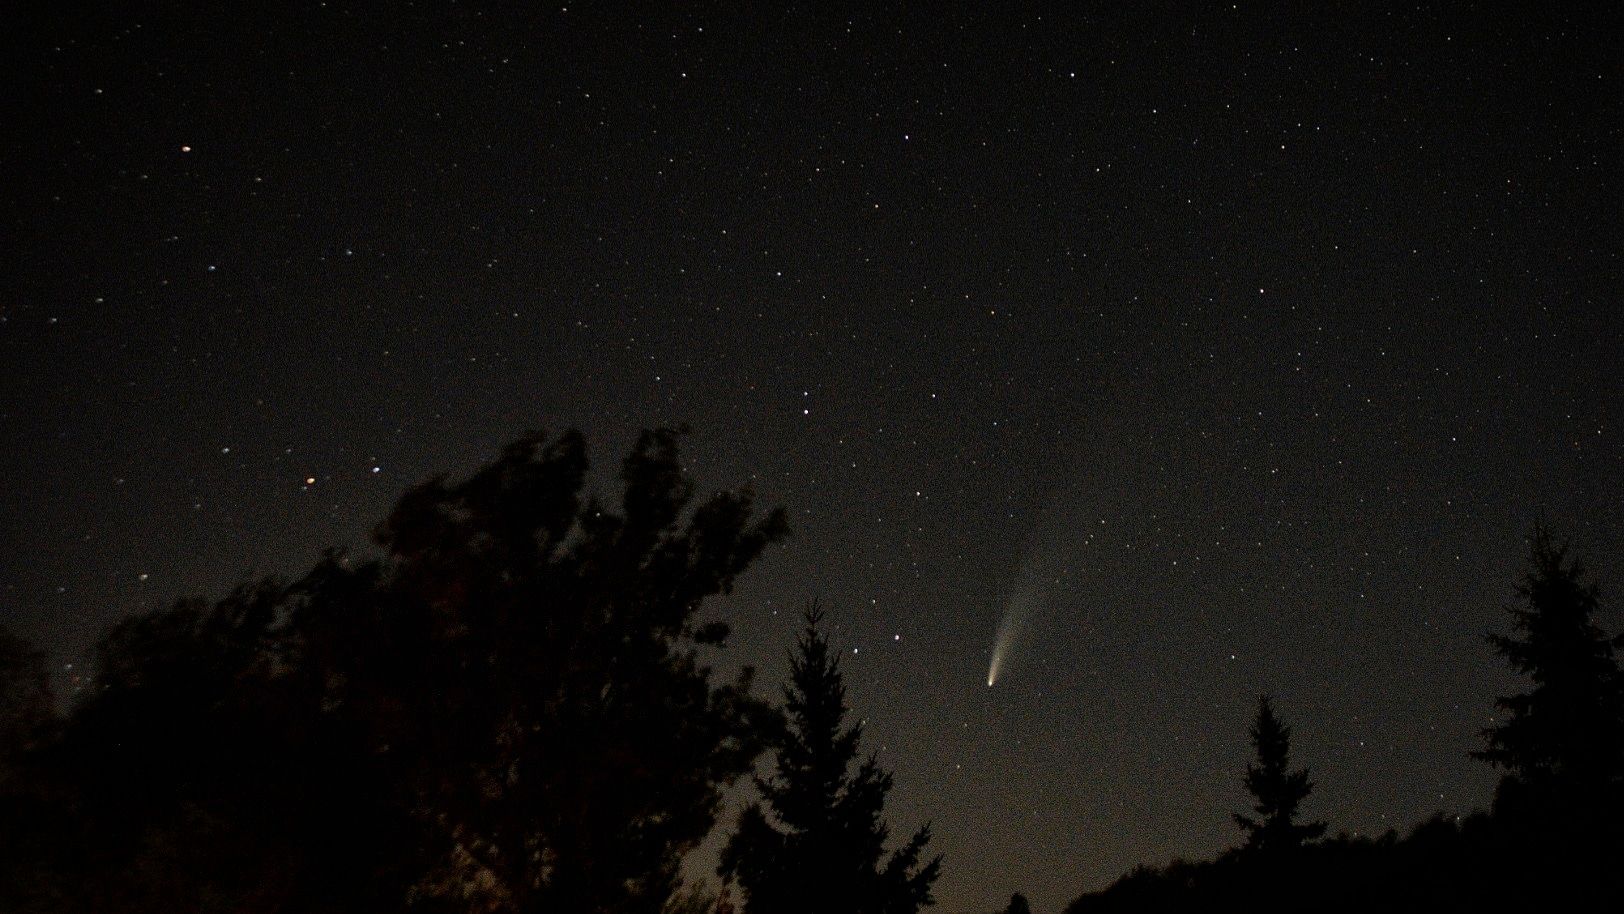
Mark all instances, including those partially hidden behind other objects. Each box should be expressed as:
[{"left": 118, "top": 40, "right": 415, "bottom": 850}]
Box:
[{"left": 4, "top": 3, "right": 1624, "bottom": 911}]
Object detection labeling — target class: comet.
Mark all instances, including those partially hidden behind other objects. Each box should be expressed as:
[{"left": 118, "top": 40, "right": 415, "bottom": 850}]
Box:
[
  {"left": 985, "top": 421, "right": 1134, "bottom": 688},
  {"left": 986, "top": 489, "right": 1094, "bottom": 688},
  {"left": 987, "top": 652, "right": 1009, "bottom": 687},
  {"left": 987, "top": 588, "right": 1041, "bottom": 687}
]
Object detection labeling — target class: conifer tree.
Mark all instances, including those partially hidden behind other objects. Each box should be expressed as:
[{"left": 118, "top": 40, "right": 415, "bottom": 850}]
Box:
[
  {"left": 1001, "top": 892, "right": 1032, "bottom": 914},
  {"left": 721, "top": 603, "right": 941, "bottom": 914},
  {"left": 1233, "top": 696, "right": 1325, "bottom": 852},
  {"left": 1473, "top": 529, "right": 1624, "bottom": 820}
]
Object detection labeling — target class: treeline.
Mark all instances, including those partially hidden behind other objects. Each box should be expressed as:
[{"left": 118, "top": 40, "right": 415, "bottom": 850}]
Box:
[
  {"left": 1063, "top": 530, "right": 1624, "bottom": 913},
  {"left": 0, "top": 429, "right": 939, "bottom": 914},
  {"left": 4, "top": 428, "right": 1623, "bottom": 914}
]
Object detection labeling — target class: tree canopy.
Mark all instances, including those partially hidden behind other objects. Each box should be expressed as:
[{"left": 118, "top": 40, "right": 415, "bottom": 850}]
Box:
[
  {"left": 0, "top": 428, "right": 788, "bottom": 914},
  {"left": 1473, "top": 528, "right": 1624, "bottom": 825}
]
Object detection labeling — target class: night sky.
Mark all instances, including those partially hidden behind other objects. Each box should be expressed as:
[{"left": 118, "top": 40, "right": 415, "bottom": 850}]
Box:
[{"left": 5, "top": 3, "right": 1623, "bottom": 911}]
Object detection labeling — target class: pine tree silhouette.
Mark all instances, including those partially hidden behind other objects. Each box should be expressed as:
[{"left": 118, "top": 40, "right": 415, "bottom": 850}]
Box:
[
  {"left": 1473, "top": 528, "right": 1624, "bottom": 823},
  {"left": 1001, "top": 891, "right": 1032, "bottom": 914},
  {"left": 1233, "top": 696, "right": 1325, "bottom": 852},
  {"left": 721, "top": 602, "right": 941, "bottom": 914}
]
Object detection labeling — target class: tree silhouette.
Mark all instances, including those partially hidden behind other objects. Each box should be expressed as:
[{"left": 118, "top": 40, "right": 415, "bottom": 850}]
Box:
[
  {"left": 0, "top": 627, "right": 53, "bottom": 772},
  {"left": 0, "top": 628, "right": 64, "bottom": 913},
  {"left": 1233, "top": 696, "right": 1325, "bottom": 852},
  {"left": 1473, "top": 529, "right": 1624, "bottom": 823},
  {"left": 1064, "top": 532, "right": 1624, "bottom": 913},
  {"left": 0, "top": 582, "right": 424, "bottom": 914},
  {"left": 293, "top": 427, "right": 788, "bottom": 913},
  {"left": 1000, "top": 892, "right": 1032, "bottom": 914},
  {"left": 720, "top": 603, "right": 941, "bottom": 914},
  {"left": 0, "top": 428, "right": 788, "bottom": 914}
]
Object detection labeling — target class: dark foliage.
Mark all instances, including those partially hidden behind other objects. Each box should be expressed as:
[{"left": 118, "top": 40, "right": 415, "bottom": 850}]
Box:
[
  {"left": 0, "top": 627, "right": 53, "bottom": 772},
  {"left": 999, "top": 892, "right": 1031, "bottom": 914},
  {"left": 1232, "top": 695, "right": 1325, "bottom": 852},
  {"left": 0, "top": 628, "right": 63, "bottom": 909},
  {"left": 1065, "top": 812, "right": 1621, "bottom": 913},
  {"left": 720, "top": 603, "right": 941, "bottom": 914},
  {"left": 1473, "top": 528, "right": 1624, "bottom": 828},
  {"left": 0, "top": 428, "right": 787, "bottom": 914},
  {"left": 1068, "top": 528, "right": 1624, "bottom": 913},
  {"left": 298, "top": 427, "right": 787, "bottom": 913},
  {"left": 1, "top": 584, "right": 422, "bottom": 914}
]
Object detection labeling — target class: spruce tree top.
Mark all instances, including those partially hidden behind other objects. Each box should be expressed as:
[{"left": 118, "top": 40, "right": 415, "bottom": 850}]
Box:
[{"left": 1233, "top": 695, "right": 1326, "bottom": 852}]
